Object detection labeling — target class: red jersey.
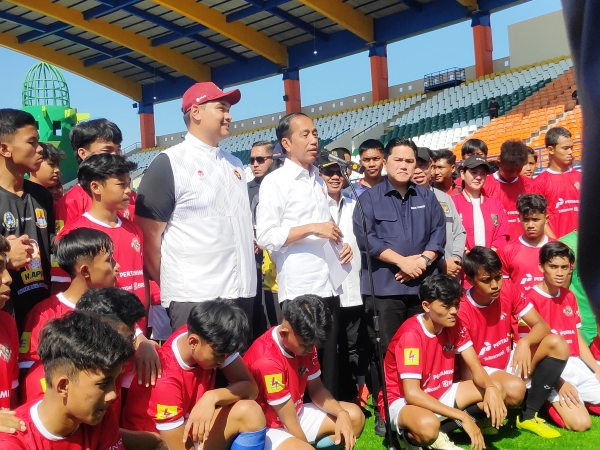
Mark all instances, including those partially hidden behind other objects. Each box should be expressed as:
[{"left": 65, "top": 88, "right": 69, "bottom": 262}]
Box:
[
  {"left": 525, "top": 286, "right": 581, "bottom": 357},
  {"left": 121, "top": 326, "right": 238, "bottom": 432},
  {"left": 590, "top": 336, "right": 600, "bottom": 361},
  {"left": 18, "top": 293, "right": 75, "bottom": 369},
  {"left": 531, "top": 169, "right": 580, "bottom": 238},
  {"left": 53, "top": 213, "right": 146, "bottom": 327},
  {"left": 379, "top": 314, "right": 472, "bottom": 420},
  {"left": 54, "top": 184, "right": 136, "bottom": 233},
  {"left": 0, "top": 311, "right": 19, "bottom": 408},
  {"left": 498, "top": 236, "right": 554, "bottom": 292},
  {"left": 458, "top": 282, "right": 533, "bottom": 369},
  {"left": 244, "top": 327, "right": 321, "bottom": 429},
  {"left": 452, "top": 192, "right": 510, "bottom": 251},
  {"left": 484, "top": 173, "right": 532, "bottom": 241},
  {"left": 0, "top": 400, "right": 123, "bottom": 450}
]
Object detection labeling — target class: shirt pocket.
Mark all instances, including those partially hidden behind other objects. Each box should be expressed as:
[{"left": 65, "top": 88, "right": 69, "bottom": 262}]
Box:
[{"left": 374, "top": 209, "right": 399, "bottom": 238}]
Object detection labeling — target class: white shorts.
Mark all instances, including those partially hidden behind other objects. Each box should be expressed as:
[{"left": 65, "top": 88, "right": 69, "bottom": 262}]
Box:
[
  {"left": 388, "top": 382, "right": 460, "bottom": 432},
  {"left": 265, "top": 403, "right": 328, "bottom": 450},
  {"left": 149, "top": 305, "right": 172, "bottom": 341},
  {"left": 483, "top": 347, "right": 532, "bottom": 389},
  {"left": 548, "top": 356, "right": 600, "bottom": 404}
]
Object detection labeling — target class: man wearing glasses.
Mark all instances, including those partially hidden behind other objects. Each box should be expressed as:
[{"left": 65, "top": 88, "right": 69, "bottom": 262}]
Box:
[{"left": 248, "top": 141, "right": 274, "bottom": 206}]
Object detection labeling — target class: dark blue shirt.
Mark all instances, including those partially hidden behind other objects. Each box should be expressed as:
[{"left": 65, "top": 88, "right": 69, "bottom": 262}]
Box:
[{"left": 353, "top": 178, "right": 446, "bottom": 296}]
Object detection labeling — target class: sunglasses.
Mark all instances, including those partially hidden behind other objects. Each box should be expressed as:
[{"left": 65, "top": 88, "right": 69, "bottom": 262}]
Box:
[
  {"left": 249, "top": 156, "right": 272, "bottom": 164},
  {"left": 322, "top": 167, "right": 344, "bottom": 177}
]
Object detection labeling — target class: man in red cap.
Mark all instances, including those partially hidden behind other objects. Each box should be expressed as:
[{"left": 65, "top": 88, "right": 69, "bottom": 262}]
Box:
[{"left": 135, "top": 82, "right": 257, "bottom": 332}]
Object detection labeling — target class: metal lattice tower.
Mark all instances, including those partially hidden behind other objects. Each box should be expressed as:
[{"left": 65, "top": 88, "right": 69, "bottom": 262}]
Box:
[{"left": 22, "top": 62, "right": 70, "bottom": 108}]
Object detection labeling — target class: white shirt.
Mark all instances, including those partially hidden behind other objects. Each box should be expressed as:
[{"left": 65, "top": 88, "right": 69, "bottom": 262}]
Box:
[
  {"left": 328, "top": 193, "right": 362, "bottom": 307},
  {"left": 159, "top": 133, "right": 256, "bottom": 305},
  {"left": 256, "top": 159, "right": 335, "bottom": 301},
  {"left": 472, "top": 198, "right": 486, "bottom": 247}
]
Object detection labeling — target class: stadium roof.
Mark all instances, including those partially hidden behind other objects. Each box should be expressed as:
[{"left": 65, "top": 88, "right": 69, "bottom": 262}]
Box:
[{"left": 0, "top": 0, "right": 529, "bottom": 107}]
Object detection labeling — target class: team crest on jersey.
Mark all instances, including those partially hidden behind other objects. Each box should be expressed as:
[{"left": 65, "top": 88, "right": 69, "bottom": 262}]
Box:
[
  {"left": 131, "top": 237, "right": 141, "bottom": 252},
  {"left": 0, "top": 342, "right": 11, "bottom": 362},
  {"left": 3, "top": 212, "right": 16, "bottom": 231},
  {"left": 563, "top": 306, "right": 573, "bottom": 317},
  {"left": 442, "top": 342, "right": 455, "bottom": 353},
  {"left": 197, "top": 169, "right": 206, "bottom": 180},
  {"left": 122, "top": 209, "right": 130, "bottom": 220},
  {"left": 439, "top": 202, "right": 450, "bottom": 214},
  {"left": 233, "top": 169, "right": 242, "bottom": 180},
  {"left": 491, "top": 214, "right": 499, "bottom": 227},
  {"left": 298, "top": 366, "right": 308, "bottom": 377},
  {"left": 500, "top": 312, "right": 507, "bottom": 321},
  {"left": 35, "top": 209, "right": 47, "bottom": 228}
]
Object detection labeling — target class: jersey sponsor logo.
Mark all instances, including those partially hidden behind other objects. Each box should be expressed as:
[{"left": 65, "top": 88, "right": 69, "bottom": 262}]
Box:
[
  {"left": 520, "top": 274, "right": 533, "bottom": 285},
  {"left": 500, "top": 312, "right": 507, "bottom": 321},
  {"left": 156, "top": 404, "right": 178, "bottom": 420},
  {"left": 404, "top": 348, "right": 419, "bottom": 365},
  {"left": 556, "top": 198, "right": 564, "bottom": 209},
  {"left": 55, "top": 219, "right": 64, "bottom": 234},
  {"left": 22, "top": 240, "right": 43, "bottom": 285},
  {"left": 107, "top": 438, "right": 123, "bottom": 450},
  {"left": 0, "top": 389, "right": 9, "bottom": 399},
  {"left": 491, "top": 214, "right": 499, "bottom": 227},
  {"left": 478, "top": 341, "right": 492, "bottom": 356},
  {"left": 264, "top": 373, "right": 285, "bottom": 393},
  {"left": 574, "top": 182, "right": 580, "bottom": 190},
  {"left": 131, "top": 237, "right": 141, "bottom": 252},
  {"left": 563, "top": 306, "right": 573, "bottom": 317},
  {"left": 35, "top": 208, "right": 47, "bottom": 228},
  {"left": 3, "top": 212, "right": 16, "bottom": 231},
  {"left": 233, "top": 169, "right": 242, "bottom": 181},
  {"left": 19, "top": 332, "right": 31, "bottom": 354},
  {"left": 0, "top": 342, "right": 12, "bottom": 362},
  {"left": 439, "top": 202, "right": 450, "bottom": 214}
]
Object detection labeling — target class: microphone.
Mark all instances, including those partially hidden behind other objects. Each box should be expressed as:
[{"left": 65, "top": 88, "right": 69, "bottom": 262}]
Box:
[{"left": 325, "top": 151, "right": 361, "bottom": 172}]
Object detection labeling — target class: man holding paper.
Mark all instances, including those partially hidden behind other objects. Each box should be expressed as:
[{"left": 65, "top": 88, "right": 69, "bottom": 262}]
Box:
[
  {"left": 256, "top": 112, "right": 352, "bottom": 398},
  {"left": 353, "top": 137, "right": 446, "bottom": 435}
]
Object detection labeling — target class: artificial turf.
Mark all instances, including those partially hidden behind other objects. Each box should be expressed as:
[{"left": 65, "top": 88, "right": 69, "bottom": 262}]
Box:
[{"left": 354, "top": 402, "right": 600, "bottom": 450}]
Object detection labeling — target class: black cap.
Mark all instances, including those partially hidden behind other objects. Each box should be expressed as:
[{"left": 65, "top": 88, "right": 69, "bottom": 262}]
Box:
[
  {"left": 272, "top": 143, "right": 285, "bottom": 160},
  {"left": 416, "top": 147, "right": 431, "bottom": 162},
  {"left": 462, "top": 155, "right": 491, "bottom": 172},
  {"left": 316, "top": 149, "right": 346, "bottom": 170}
]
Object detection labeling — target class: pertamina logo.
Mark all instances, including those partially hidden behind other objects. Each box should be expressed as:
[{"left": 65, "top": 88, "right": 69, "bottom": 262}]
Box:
[
  {"left": 265, "top": 374, "right": 285, "bottom": 393},
  {"left": 404, "top": 348, "right": 419, "bottom": 366},
  {"left": 520, "top": 274, "right": 533, "bottom": 285},
  {"left": 478, "top": 341, "right": 492, "bottom": 356}
]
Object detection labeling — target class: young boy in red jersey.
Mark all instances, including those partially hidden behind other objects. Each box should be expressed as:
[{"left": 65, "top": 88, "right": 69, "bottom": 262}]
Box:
[
  {"left": 0, "top": 236, "right": 16, "bottom": 409},
  {"left": 54, "top": 119, "right": 136, "bottom": 234},
  {"left": 0, "top": 311, "right": 134, "bottom": 450},
  {"left": 483, "top": 140, "right": 532, "bottom": 241},
  {"left": 28, "top": 143, "right": 65, "bottom": 190},
  {"left": 122, "top": 299, "right": 267, "bottom": 450},
  {"left": 459, "top": 247, "right": 569, "bottom": 438},
  {"left": 382, "top": 274, "right": 506, "bottom": 450},
  {"left": 53, "top": 154, "right": 146, "bottom": 326},
  {"left": 520, "top": 147, "right": 537, "bottom": 180},
  {"left": 526, "top": 241, "right": 600, "bottom": 431},
  {"left": 530, "top": 127, "right": 580, "bottom": 238},
  {"left": 244, "top": 295, "right": 364, "bottom": 450}
]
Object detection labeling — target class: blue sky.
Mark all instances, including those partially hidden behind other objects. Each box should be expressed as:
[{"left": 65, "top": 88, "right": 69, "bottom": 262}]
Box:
[{"left": 0, "top": 0, "right": 562, "bottom": 148}]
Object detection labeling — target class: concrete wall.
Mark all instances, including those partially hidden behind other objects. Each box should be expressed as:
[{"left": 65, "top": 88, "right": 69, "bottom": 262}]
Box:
[{"left": 508, "top": 10, "right": 570, "bottom": 69}]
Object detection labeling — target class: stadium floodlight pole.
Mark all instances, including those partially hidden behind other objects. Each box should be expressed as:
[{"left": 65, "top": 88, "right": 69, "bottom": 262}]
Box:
[{"left": 325, "top": 151, "right": 396, "bottom": 450}]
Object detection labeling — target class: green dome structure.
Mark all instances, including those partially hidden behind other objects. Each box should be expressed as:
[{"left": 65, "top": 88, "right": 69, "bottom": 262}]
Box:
[{"left": 21, "top": 63, "right": 89, "bottom": 183}]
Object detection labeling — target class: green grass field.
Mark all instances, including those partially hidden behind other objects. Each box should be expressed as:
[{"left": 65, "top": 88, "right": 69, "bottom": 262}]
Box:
[{"left": 354, "top": 402, "right": 600, "bottom": 450}]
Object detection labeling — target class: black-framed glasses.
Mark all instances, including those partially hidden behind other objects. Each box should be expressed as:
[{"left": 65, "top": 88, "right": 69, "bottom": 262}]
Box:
[
  {"left": 322, "top": 167, "right": 343, "bottom": 177},
  {"left": 249, "top": 156, "right": 272, "bottom": 164}
]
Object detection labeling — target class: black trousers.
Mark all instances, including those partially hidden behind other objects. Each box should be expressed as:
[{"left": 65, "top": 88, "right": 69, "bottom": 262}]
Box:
[
  {"left": 364, "top": 294, "right": 423, "bottom": 410},
  {"left": 264, "top": 290, "right": 282, "bottom": 327},
  {"left": 252, "top": 267, "right": 268, "bottom": 340},
  {"left": 338, "top": 304, "right": 370, "bottom": 402}
]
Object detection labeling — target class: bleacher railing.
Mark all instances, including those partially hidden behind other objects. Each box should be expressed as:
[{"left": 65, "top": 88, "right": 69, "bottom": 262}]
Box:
[
  {"left": 533, "top": 139, "right": 582, "bottom": 173},
  {"left": 423, "top": 68, "right": 466, "bottom": 91}
]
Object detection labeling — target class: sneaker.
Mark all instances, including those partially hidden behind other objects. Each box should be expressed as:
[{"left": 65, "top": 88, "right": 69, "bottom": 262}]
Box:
[
  {"left": 516, "top": 413, "right": 561, "bottom": 438},
  {"left": 585, "top": 402, "right": 600, "bottom": 415},
  {"left": 545, "top": 402, "right": 565, "bottom": 428},
  {"left": 374, "top": 413, "right": 386, "bottom": 437},
  {"left": 356, "top": 385, "right": 370, "bottom": 408},
  {"left": 427, "top": 431, "right": 462, "bottom": 450},
  {"left": 397, "top": 432, "right": 423, "bottom": 450}
]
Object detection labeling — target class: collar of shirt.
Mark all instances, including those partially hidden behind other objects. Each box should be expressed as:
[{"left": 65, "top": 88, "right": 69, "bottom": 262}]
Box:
[
  {"left": 493, "top": 172, "right": 519, "bottom": 184},
  {"left": 282, "top": 157, "right": 319, "bottom": 181},
  {"left": 383, "top": 177, "right": 418, "bottom": 199},
  {"left": 185, "top": 132, "right": 220, "bottom": 157}
]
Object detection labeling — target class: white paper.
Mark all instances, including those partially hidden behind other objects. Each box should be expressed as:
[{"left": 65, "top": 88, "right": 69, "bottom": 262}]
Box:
[{"left": 323, "top": 240, "right": 352, "bottom": 289}]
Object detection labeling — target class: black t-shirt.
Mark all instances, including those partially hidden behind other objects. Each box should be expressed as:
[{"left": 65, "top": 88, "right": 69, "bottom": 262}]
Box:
[
  {"left": 135, "top": 154, "right": 175, "bottom": 223},
  {"left": 0, "top": 180, "right": 54, "bottom": 329}
]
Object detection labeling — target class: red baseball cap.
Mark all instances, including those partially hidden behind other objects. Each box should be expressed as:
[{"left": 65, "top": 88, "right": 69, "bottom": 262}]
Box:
[{"left": 181, "top": 82, "right": 241, "bottom": 113}]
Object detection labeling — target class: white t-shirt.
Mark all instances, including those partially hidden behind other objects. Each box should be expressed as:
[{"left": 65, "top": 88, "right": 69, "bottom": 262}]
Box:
[{"left": 472, "top": 198, "right": 486, "bottom": 247}]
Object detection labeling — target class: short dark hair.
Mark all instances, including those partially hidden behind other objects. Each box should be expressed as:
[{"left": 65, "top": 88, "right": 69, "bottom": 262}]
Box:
[
  {"left": 0, "top": 235, "right": 10, "bottom": 255},
  {"left": 251, "top": 141, "right": 274, "bottom": 154},
  {"left": 358, "top": 139, "right": 384, "bottom": 156},
  {"left": 78, "top": 153, "right": 137, "bottom": 196},
  {"left": 54, "top": 228, "right": 114, "bottom": 278},
  {"left": 539, "top": 241, "right": 575, "bottom": 266},
  {"left": 419, "top": 274, "right": 463, "bottom": 307},
  {"left": 0, "top": 109, "right": 36, "bottom": 142},
  {"left": 187, "top": 299, "right": 249, "bottom": 354},
  {"left": 276, "top": 113, "right": 310, "bottom": 144},
  {"left": 499, "top": 140, "right": 528, "bottom": 167},
  {"left": 40, "top": 142, "right": 66, "bottom": 166},
  {"left": 70, "top": 119, "right": 123, "bottom": 163},
  {"left": 545, "top": 127, "right": 572, "bottom": 148},
  {"left": 282, "top": 294, "right": 333, "bottom": 348},
  {"left": 384, "top": 137, "right": 417, "bottom": 159},
  {"left": 38, "top": 310, "right": 134, "bottom": 387},
  {"left": 517, "top": 193, "right": 547, "bottom": 216},
  {"left": 430, "top": 149, "right": 456, "bottom": 165},
  {"left": 526, "top": 146, "right": 538, "bottom": 162},
  {"left": 77, "top": 288, "right": 146, "bottom": 329},
  {"left": 461, "top": 139, "right": 488, "bottom": 159},
  {"left": 463, "top": 246, "right": 502, "bottom": 279}
]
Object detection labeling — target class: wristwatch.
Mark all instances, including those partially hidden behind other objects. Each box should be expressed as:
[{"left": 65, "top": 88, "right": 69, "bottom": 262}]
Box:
[{"left": 420, "top": 254, "right": 432, "bottom": 267}]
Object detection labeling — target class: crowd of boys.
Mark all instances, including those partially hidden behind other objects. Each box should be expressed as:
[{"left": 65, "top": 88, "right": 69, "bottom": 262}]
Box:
[{"left": 0, "top": 80, "right": 595, "bottom": 450}]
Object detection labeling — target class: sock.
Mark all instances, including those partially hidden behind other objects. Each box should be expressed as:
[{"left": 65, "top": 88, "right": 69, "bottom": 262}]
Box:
[
  {"left": 230, "top": 428, "right": 267, "bottom": 450},
  {"left": 315, "top": 436, "right": 339, "bottom": 448},
  {"left": 440, "top": 404, "right": 486, "bottom": 434},
  {"left": 439, "top": 418, "right": 461, "bottom": 434},
  {"left": 357, "top": 376, "right": 366, "bottom": 386},
  {"left": 523, "top": 356, "right": 567, "bottom": 420},
  {"left": 464, "top": 404, "right": 487, "bottom": 422}
]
